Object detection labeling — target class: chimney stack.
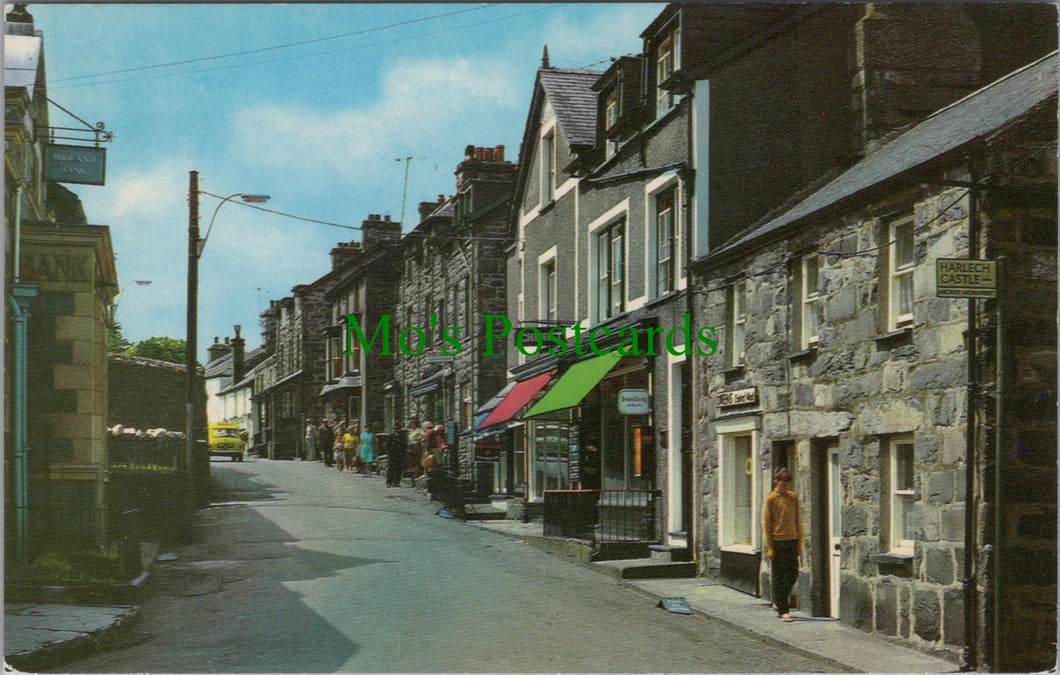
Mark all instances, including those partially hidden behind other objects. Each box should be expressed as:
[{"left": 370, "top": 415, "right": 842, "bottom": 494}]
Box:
[
  {"left": 361, "top": 213, "right": 402, "bottom": 249},
  {"left": 207, "top": 336, "right": 231, "bottom": 365},
  {"left": 231, "top": 325, "right": 246, "bottom": 383}
]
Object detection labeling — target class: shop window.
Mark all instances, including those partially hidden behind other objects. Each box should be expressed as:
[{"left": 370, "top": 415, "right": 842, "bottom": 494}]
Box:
[
  {"left": 720, "top": 433, "right": 755, "bottom": 548},
  {"left": 882, "top": 436, "right": 916, "bottom": 553}
]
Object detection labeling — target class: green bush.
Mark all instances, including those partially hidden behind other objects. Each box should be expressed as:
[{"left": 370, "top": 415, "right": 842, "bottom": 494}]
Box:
[{"left": 28, "top": 548, "right": 124, "bottom": 585}]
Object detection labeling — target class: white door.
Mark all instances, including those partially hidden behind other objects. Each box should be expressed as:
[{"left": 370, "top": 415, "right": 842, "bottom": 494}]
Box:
[{"left": 828, "top": 446, "right": 842, "bottom": 618}]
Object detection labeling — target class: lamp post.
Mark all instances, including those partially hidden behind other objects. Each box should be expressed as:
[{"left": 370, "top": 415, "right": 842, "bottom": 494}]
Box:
[{"left": 186, "top": 170, "right": 269, "bottom": 504}]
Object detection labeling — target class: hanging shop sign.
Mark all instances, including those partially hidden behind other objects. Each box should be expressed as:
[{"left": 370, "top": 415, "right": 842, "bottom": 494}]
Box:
[
  {"left": 618, "top": 389, "right": 651, "bottom": 415},
  {"left": 474, "top": 441, "right": 502, "bottom": 463},
  {"left": 43, "top": 144, "right": 106, "bottom": 186},
  {"left": 568, "top": 425, "right": 580, "bottom": 482},
  {"left": 936, "top": 258, "right": 997, "bottom": 298}
]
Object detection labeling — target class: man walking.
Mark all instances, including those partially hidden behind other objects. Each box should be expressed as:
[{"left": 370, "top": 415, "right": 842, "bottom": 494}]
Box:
[
  {"left": 386, "top": 423, "right": 408, "bottom": 487},
  {"left": 763, "top": 467, "right": 803, "bottom": 622},
  {"left": 319, "top": 419, "right": 335, "bottom": 466}
]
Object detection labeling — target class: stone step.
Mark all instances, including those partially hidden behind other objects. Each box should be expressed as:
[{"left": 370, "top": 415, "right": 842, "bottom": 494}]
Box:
[
  {"left": 649, "top": 544, "right": 692, "bottom": 562},
  {"left": 590, "top": 558, "right": 698, "bottom": 581}
]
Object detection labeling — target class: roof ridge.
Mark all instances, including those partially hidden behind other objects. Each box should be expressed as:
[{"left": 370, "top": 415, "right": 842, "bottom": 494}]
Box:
[{"left": 924, "top": 50, "right": 1058, "bottom": 122}]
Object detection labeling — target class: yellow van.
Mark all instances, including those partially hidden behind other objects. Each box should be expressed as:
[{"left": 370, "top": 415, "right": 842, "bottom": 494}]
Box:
[{"left": 208, "top": 422, "right": 245, "bottom": 461}]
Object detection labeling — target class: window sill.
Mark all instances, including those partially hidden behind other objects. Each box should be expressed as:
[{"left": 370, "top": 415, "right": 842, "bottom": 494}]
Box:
[
  {"left": 718, "top": 365, "right": 745, "bottom": 376},
  {"left": 720, "top": 544, "right": 759, "bottom": 555},
  {"left": 787, "top": 346, "right": 818, "bottom": 362},
  {"left": 538, "top": 198, "right": 556, "bottom": 216},
  {"left": 870, "top": 550, "right": 915, "bottom": 577},
  {"left": 872, "top": 326, "right": 913, "bottom": 345},
  {"left": 646, "top": 290, "right": 682, "bottom": 309}
]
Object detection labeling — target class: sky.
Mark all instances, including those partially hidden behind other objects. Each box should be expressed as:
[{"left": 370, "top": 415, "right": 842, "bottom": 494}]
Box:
[{"left": 25, "top": 2, "right": 664, "bottom": 360}]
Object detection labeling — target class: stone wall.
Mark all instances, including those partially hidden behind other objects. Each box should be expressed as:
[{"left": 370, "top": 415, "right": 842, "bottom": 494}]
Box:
[
  {"left": 108, "top": 354, "right": 195, "bottom": 431},
  {"left": 693, "top": 99, "right": 1056, "bottom": 664}
]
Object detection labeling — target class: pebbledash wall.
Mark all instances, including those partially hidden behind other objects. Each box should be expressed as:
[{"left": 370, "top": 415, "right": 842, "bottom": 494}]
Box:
[{"left": 692, "top": 82, "right": 1057, "bottom": 663}]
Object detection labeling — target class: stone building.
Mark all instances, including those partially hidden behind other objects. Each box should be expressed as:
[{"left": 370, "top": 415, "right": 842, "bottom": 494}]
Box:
[
  {"left": 397, "top": 145, "right": 517, "bottom": 493},
  {"left": 690, "top": 53, "right": 1056, "bottom": 669},
  {"left": 202, "top": 325, "right": 266, "bottom": 439},
  {"left": 319, "top": 214, "right": 402, "bottom": 433},
  {"left": 4, "top": 5, "right": 120, "bottom": 559},
  {"left": 253, "top": 274, "right": 334, "bottom": 459}
]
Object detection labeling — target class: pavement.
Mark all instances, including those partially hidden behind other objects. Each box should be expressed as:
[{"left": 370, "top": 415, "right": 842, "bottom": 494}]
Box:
[
  {"left": 5, "top": 475, "right": 957, "bottom": 673},
  {"left": 465, "top": 517, "right": 960, "bottom": 674}
]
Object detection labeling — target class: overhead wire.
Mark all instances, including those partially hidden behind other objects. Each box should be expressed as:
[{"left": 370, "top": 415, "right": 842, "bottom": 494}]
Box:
[
  {"left": 46, "top": 4, "right": 562, "bottom": 92},
  {"left": 48, "top": 5, "right": 492, "bottom": 84}
]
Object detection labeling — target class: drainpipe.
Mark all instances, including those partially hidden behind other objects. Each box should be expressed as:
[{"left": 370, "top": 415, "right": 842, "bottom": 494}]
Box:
[
  {"left": 11, "top": 183, "right": 38, "bottom": 565},
  {"left": 961, "top": 159, "right": 980, "bottom": 672},
  {"left": 991, "top": 255, "right": 1006, "bottom": 671},
  {"left": 11, "top": 285, "right": 38, "bottom": 565}
]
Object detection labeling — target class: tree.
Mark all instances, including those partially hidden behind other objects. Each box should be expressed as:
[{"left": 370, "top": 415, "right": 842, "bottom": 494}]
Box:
[
  {"left": 125, "top": 337, "right": 187, "bottom": 364},
  {"left": 106, "top": 310, "right": 132, "bottom": 353}
]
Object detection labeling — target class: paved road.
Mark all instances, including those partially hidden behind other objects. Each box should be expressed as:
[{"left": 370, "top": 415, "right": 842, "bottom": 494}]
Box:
[{"left": 59, "top": 458, "right": 839, "bottom": 673}]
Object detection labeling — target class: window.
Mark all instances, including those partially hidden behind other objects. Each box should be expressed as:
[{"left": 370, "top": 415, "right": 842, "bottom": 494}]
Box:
[
  {"left": 799, "top": 254, "right": 821, "bottom": 349},
  {"left": 884, "top": 437, "right": 916, "bottom": 553},
  {"left": 655, "top": 24, "right": 680, "bottom": 117},
  {"left": 542, "top": 258, "right": 557, "bottom": 323},
  {"left": 603, "top": 89, "right": 619, "bottom": 158},
  {"left": 721, "top": 433, "right": 754, "bottom": 548},
  {"left": 328, "top": 336, "right": 342, "bottom": 379},
  {"left": 655, "top": 186, "right": 677, "bottom": 297},
  {"left": 727, "top": 281, "right": 747, "bottom": 367},
  {"left": 595, "top": 220, "right": 625, "bottom": 323},
  {"left": 541, "top": 129, "right": 556, "bottom": 204},
  {"left": 460, "top": 383, "right": 471, "bottom": 429},
  {"left": 463, "top": 279, "right": 473, "bottom": 338},
  {"left": 888, "top": 218, "right": 915, "bottom": 329}
]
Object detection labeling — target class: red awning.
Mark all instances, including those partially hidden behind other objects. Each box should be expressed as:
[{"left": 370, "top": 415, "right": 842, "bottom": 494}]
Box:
[{"left": 475, "top": 370, "right": 556, "bottom": 430}]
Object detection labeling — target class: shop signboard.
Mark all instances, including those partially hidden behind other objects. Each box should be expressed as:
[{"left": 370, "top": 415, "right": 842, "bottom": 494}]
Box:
[
  {"left": 568, "top": 425, "right": 580, "bottom": 482},
  {"left": 474, "top": 441, "right": 502, "bottom": 463},
  {"left": 43, "top": 144, "right": 106, "bottom": 186},
  {"left": 618, "top": 389, "right": 650, "bottom": 415}
]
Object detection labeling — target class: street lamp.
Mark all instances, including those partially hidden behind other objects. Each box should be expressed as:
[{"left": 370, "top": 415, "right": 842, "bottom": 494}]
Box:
[{"left": 186, "top": 170, "right": 269, "bottom": 504}]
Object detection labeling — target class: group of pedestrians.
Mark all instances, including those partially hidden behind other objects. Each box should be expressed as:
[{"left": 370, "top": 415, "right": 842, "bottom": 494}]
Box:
[{"left": 301, "top": 417, "right": 449, "bottom": 487}]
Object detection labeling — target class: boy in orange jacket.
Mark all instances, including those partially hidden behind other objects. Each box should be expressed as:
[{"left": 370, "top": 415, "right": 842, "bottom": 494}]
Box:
[{"left": 763, "top": 467, "right": 803, "bottom": 622}]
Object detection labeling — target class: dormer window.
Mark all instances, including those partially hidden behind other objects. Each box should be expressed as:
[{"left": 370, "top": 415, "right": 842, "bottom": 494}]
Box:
[{"left": 654, "top": 21, "right": 681, "bottom": 118}]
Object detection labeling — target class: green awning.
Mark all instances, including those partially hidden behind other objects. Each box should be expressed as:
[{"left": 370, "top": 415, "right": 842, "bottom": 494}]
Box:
[{"left": 524, "top": 350, "right": 623, "bottom": 418}]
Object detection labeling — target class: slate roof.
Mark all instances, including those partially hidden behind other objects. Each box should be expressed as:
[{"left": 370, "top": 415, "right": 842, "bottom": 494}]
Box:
[
  {"left": 538, "top": 67, "right": 603, "bottom": 147},
  {"left": 709, "top": 51, "right": 1058, "bottom": 260}
]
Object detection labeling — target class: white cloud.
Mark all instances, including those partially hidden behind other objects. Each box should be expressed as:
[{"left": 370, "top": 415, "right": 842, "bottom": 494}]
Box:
[
  {"left": 540, "top": 5, "right": 662, "bottom": 68},
  {"left": 230, "top": 56, "right": 521, "bottom": 186}
]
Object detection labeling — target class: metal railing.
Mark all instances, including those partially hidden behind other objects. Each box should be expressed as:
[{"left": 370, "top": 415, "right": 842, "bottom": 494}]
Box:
[{"left": 543, "top": 489, "right": 660, "bottom": 542}]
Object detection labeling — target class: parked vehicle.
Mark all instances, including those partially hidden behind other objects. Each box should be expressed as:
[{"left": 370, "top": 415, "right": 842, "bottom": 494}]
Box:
[{"left": 208, "top": 422, "right": 245, "bottom": 461}]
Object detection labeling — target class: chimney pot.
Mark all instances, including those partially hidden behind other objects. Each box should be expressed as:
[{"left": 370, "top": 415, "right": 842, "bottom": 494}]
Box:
[{"left": 465, "top": 144, "right": 475, "bottom": 159}]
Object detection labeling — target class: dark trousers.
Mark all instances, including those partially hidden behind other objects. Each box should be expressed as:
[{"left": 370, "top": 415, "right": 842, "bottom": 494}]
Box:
[
  {"left": 386, "top": 451, "right": 406, "bottom": 486},
  {"left": 771, "top": 539, "right": 799, "bottom": 615}
]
